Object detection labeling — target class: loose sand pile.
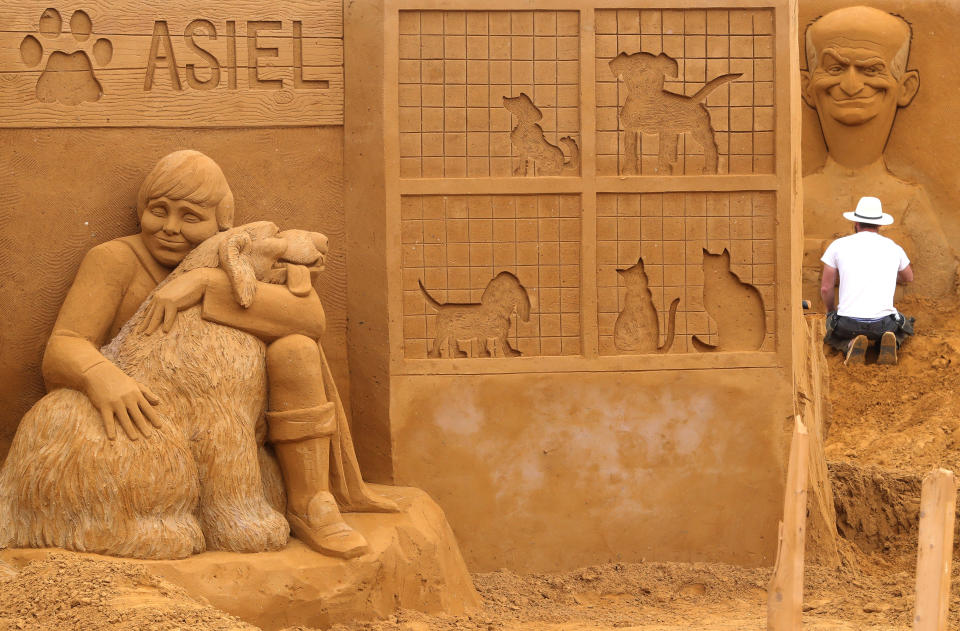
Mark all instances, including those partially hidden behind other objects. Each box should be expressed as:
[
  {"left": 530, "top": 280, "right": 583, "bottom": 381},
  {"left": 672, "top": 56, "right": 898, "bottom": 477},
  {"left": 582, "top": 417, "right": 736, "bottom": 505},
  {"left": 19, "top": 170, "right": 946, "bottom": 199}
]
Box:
[
  {"left": 825, "top": 296, "right": 960, "bottom": 474},
  {"left": 0, "top": 555, "right": 254, "bottom": 631},
  {"left": 1, "top": 296, "right": 958, "bottom": 630}
]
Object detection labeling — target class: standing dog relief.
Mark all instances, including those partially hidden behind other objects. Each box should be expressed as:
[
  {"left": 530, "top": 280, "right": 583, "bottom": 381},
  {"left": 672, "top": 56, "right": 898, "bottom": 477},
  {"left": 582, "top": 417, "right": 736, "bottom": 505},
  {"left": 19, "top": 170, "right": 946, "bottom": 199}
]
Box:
[{"left": 387, "top": 4, "right": 790, "bottom": 366}]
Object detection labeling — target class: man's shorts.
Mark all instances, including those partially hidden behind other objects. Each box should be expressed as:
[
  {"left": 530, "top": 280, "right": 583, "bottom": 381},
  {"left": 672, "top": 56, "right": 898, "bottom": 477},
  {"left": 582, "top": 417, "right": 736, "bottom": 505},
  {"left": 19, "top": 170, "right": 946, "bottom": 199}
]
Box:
[{"left": 823, "top": 312, "right": 915, "bottom": 352}]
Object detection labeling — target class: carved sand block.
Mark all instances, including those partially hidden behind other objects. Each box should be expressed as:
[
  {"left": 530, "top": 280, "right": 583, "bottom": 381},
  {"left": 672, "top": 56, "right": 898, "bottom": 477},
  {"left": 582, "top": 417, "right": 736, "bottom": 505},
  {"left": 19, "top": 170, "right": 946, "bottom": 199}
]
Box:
[
  {"left": 799, "top": 5, "right": 958, "bottom": 302},
  {"left": 378, "top": 1, "right": 802, "bottom": 572},
  {"left": 0, "top": 0, "right": 481, "bottom": 622},
  {"left": 597, "top": 191, "right": 776, "bottom": 355},
  {"left": 1, "top": 486, "right": 481, "bottom": 631},
  {"left": 597, "top": 8, "right": 776, "bottom": 177},
  {"left": 0, "top": 1, "right": 344, "bottom": 126}
]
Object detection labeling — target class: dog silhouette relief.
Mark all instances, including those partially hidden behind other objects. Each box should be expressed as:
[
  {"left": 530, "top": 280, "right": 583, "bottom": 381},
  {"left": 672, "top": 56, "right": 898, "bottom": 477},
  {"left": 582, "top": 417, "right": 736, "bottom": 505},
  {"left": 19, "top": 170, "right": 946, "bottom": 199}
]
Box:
[
  {"left": 609, "top": 51, "right": 740, "bottom": 175},
  {"left": 503, "top": 93, "right": 579, "bottom": 176},
  {"left": 418, "top": 271, "right": 531, "bottom": 358}
]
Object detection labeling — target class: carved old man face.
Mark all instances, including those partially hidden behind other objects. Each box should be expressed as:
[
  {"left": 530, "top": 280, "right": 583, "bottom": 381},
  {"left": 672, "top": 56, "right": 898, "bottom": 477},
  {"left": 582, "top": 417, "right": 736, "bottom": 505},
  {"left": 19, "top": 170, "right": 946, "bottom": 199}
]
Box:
[{"left": 802, "top": 7, "right": 919, "bottom": 133}]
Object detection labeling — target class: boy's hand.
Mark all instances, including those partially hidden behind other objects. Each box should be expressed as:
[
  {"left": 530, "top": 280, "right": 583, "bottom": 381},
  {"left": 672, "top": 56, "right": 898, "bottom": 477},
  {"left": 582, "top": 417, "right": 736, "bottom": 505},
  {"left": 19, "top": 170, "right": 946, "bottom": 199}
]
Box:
[
  {"left": 83, "top": 361, "right": 162, "bottom": 440},
  {"left": 139, "top": 268, "right": 210, "bottom": 334}
]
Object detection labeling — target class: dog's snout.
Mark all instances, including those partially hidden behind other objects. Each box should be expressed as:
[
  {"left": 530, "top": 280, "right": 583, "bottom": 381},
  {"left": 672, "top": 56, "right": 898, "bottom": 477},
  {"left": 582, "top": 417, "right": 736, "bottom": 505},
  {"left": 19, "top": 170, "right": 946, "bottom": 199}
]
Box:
[{"left": 312, "top": 233, "right": 329, "bottom": 255}]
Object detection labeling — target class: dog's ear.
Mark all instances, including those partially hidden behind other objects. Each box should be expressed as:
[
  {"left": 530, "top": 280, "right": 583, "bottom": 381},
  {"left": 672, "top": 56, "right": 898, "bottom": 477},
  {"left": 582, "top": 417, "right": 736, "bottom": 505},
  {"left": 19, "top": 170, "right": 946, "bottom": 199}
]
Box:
[
  {"left": 608, "top": 53, "right": 625, "bottom": 77},
  {"left": 521, "top": 93, "right": 543, "bottom": 122},
  {"left": 656, "top": 53, "right": 678, "bottom": 78},
  {"left": 219, "top": 230, "right": 258, "bottom": 308}
]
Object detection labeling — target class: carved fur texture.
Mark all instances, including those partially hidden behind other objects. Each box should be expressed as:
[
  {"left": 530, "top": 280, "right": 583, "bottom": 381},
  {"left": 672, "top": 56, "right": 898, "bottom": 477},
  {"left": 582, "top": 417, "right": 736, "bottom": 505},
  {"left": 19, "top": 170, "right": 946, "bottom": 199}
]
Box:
[{"left": 0, "top": 222, "right": 328, "bottom": 559}]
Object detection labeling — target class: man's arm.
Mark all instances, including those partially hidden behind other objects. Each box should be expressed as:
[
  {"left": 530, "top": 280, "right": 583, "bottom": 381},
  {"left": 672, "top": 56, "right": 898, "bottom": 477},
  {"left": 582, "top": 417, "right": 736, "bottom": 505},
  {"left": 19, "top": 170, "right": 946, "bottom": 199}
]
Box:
[
  {"left": 820, "top": 264, "right": 838, "bottom": 312},
  {"left": 898, "top": 264, "right": 914, "bottom": 284}
]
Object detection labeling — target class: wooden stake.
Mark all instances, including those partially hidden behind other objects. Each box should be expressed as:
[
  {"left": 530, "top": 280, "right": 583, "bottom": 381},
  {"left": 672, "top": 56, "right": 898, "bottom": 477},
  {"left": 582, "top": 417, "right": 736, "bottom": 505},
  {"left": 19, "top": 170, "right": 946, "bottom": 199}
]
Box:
[
  {"left": 913, "top": 468, "right": 957, "bottom": 631},
  {"left": 767, "top": 415, "right": 809, "bottom": 631}
]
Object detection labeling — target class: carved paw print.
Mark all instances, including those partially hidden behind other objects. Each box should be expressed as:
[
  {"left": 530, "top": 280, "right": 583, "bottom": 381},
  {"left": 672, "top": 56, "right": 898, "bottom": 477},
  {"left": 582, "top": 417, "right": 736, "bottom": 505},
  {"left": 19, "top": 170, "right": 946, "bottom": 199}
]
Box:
[{"left": 19, "top": 8, "right": 113, "bottom": 105}]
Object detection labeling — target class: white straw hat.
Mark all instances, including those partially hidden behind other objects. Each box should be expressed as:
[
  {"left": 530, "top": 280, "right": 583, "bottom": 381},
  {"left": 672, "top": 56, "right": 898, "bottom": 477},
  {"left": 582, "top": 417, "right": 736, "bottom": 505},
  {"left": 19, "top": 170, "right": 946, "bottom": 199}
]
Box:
[{"left": 843, "top": 196, "right": 894, "bottom": 226}]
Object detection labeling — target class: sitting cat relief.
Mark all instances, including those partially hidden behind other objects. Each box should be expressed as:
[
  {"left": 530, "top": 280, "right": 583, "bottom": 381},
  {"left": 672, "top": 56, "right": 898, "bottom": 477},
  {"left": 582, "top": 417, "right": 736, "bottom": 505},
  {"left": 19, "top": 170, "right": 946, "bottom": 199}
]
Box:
[
  {"left": 613, "top": 257, "right": 679, "bottom": 354},
  {"left": 692, "top": 249, "right": 766, "bottom": 352}
]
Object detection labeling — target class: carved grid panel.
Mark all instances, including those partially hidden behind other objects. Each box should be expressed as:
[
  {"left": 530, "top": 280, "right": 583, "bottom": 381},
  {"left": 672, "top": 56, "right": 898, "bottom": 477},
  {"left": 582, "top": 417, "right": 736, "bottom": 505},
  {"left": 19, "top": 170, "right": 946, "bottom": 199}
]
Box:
[
  {"left": 595, "top": 9, "right": 775, "bottom": 176},
  {"left": 402, "top": 195, "right": 581, "bottom": 358},
  {"left": 596, "top": 192, "right": 776, "bottom": 355},
  {"left": 398, "top": 10, "right": 580, "bottom": 178}
]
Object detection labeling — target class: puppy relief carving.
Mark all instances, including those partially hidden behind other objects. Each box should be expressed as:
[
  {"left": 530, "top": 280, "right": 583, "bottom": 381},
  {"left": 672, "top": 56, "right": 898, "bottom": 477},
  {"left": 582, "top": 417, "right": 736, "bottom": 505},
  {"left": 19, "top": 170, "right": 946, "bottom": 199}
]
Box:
[
  {"left": 608, "top": 51, "right": 740, "bottom": 175},
  {"left": 419, "top": 271, "right": 531, "bottom": 358},
  {"left": 503, "top": 93, "right": 580, "bottom": 176}
]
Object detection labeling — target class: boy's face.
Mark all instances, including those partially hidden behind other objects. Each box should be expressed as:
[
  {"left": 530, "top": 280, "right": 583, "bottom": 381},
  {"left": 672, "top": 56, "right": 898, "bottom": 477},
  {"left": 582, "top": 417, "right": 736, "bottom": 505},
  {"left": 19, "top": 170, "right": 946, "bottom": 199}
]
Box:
[{"left": 140, "top": 196, "right": 219, "bottom": 268}]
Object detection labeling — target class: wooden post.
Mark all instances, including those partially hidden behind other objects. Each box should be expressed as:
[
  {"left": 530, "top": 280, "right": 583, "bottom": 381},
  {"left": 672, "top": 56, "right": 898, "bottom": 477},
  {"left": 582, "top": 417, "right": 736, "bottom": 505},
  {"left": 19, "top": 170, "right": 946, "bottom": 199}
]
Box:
[
  {"left": 767, "top": 416, "right": 809, "bottom": 631},
  {"left": 913, "top": 468, "right": 957, "bottom": 631}
]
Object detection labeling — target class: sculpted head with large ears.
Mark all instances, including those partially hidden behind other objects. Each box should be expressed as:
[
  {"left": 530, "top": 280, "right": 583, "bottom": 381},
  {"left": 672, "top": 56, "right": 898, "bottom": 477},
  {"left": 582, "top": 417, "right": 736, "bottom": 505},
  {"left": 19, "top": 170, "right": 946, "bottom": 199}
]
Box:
[{"left": 801, "top": 7, "right": 919, "bottom": 165}]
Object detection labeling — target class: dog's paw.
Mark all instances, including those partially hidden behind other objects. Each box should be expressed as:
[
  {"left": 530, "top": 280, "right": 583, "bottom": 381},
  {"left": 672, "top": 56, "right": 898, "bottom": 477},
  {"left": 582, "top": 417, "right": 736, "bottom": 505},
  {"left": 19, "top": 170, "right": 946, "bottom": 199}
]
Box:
[{"left": 19, "top": 8, "right": 113, "bottom": 105}]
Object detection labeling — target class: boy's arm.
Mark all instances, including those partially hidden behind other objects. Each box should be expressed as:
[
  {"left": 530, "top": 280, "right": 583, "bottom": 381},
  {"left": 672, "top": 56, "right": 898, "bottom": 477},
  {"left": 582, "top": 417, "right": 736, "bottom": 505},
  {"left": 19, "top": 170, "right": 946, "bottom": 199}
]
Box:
[
  {"left": 43, "top": 242, "right": 162, "bottom": 441},
  {"left": 43, "top": 243, "right": 132, "bottom": 391},
  {"left": 200, "top": 268, "right": 326, "bottom": 342}
]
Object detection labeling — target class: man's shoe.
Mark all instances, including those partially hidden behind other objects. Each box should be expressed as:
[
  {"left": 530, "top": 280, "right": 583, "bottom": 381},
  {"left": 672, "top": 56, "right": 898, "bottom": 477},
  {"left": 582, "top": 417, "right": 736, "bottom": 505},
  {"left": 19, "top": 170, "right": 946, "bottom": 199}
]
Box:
[
  {"left": 844, "top": 335, "right": 868, "bottom": 365},
  {"left": 878, "top": 331, "right": 898, "bottom": 365}
]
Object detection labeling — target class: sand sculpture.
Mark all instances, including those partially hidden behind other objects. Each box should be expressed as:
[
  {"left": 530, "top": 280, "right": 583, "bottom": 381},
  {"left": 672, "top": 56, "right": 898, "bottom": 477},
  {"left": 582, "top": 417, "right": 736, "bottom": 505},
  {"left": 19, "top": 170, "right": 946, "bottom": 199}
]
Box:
[
  {"left": 367, "top": 3, "right": 800, "bottom": 571},
  {"left": 0, "top": 151, "right": 398, "bottom": 560},
  {"left": 801, "top": 5, "right": 958, "bottom": 300}
]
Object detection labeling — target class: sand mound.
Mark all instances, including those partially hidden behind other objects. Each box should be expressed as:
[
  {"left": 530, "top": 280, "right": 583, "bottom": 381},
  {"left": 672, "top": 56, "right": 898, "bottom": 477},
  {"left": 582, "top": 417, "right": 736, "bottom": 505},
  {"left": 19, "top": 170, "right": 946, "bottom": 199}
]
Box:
[
  {"left": 824, "top": 296, "right": 960, "bottom": 473},
  {"left": 0, "top": 554, "right": 254, "bottom": 631}
]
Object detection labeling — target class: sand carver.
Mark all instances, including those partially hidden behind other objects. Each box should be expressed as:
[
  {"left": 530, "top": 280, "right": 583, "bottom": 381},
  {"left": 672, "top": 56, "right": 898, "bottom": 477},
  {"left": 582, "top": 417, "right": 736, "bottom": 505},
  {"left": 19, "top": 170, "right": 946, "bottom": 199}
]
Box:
[
  {"left": 820, "top": 196, "right": 914, "bottom": 366},
  {"left": 801, "top": 6, "right": 957, "bottom": 300},
  {"left": 0, "top": 150, "right": 395, "bottom": 560}
]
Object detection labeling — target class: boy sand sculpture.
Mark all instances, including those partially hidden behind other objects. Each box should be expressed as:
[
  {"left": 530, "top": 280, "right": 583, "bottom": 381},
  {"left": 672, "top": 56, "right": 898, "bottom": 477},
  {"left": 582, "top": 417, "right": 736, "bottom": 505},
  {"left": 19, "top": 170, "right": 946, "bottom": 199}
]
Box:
[{"left": 0, "top": 150, "right": 396, "bottom": 560}]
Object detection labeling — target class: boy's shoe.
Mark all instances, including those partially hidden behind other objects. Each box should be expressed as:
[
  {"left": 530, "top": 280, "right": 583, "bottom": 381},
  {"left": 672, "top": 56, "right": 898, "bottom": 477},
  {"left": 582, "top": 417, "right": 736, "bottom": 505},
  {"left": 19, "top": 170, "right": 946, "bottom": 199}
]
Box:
[
  {"left": 844, "top": 335, "right": 868, "bottom": 366},
  {"left": 877, "top": 331, "right": 898, "bottom": 365}
]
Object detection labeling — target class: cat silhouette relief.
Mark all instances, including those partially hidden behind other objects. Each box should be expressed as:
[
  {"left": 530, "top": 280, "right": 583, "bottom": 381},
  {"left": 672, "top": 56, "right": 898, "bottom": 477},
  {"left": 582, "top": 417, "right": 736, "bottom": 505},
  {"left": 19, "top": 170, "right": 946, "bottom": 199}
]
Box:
[
  {"left": 691, "top": 249, "right": 766, "bottom": 352},
  {"left": 613, "top": 257, "right": 679, "bottom": 353}
]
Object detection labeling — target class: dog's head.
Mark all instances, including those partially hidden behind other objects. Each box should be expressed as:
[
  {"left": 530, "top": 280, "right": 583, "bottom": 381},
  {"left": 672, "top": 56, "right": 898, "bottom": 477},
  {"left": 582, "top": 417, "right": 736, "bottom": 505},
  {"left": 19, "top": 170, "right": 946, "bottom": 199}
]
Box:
[
  {"left": 609, "top": 51, "right": 677, "bottom": 91},
  {"left": 178, "top": 221, "right": 328, "bottom": 308},
  {"left": 219, "top": 223, "right": 328, "bottom": 308},
  {"left": 480, "top": 271, "right": 531, "bottom": 322},
  {"left": 502, "top": 93, "right": 541, "bottom": 122}
]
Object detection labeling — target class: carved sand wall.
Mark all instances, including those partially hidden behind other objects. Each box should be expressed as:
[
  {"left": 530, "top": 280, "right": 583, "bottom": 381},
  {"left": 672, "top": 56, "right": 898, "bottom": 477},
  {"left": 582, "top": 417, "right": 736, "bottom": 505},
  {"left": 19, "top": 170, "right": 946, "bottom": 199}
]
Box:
[
  {"left": 799, "top": 0, "right": 960, "bottom": 294},
  {"left": 0, "top": 2, "right": 348, "bottom": 462},
  {"left": 370, "top": 1, "right": 803, "bottom": 571},
  {"left": 596, "top": 8, "right": 776, "bottom": 176}
]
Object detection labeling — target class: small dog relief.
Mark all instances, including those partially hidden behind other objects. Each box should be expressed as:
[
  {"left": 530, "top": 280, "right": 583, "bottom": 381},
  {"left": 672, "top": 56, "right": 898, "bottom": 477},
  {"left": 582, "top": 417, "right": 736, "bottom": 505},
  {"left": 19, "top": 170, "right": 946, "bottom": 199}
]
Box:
[
  {"left": 419, "top": 272, "right": 531, "bottom": 358},
  {"left": 503, "top": 93, "right": 580, "bottom": 177}
]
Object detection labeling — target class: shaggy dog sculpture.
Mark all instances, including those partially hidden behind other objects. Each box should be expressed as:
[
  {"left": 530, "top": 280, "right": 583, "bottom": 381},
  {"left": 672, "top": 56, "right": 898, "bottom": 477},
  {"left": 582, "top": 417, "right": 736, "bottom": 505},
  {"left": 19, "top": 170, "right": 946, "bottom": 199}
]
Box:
[{"left": 0, "top": 221, "right": 328, "bottom": 559}]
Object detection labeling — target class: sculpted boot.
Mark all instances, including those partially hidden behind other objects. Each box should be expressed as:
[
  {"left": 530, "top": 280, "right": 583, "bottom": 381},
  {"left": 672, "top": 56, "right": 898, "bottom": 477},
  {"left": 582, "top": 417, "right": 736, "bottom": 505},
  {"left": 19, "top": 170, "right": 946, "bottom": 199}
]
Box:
[
  {"left": 266, "top": 334, "right": 369, "bottom": 559},
  {"left": 268, "top": 403, "right": 369, "bottom": 559}
]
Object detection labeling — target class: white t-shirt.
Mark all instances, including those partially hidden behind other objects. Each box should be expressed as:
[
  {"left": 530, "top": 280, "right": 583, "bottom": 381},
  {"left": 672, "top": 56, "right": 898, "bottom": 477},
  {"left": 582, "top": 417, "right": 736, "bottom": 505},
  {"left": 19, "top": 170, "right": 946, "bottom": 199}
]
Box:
[{"left": 820, "top": 231, "right": 910, "bottom": 319}]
